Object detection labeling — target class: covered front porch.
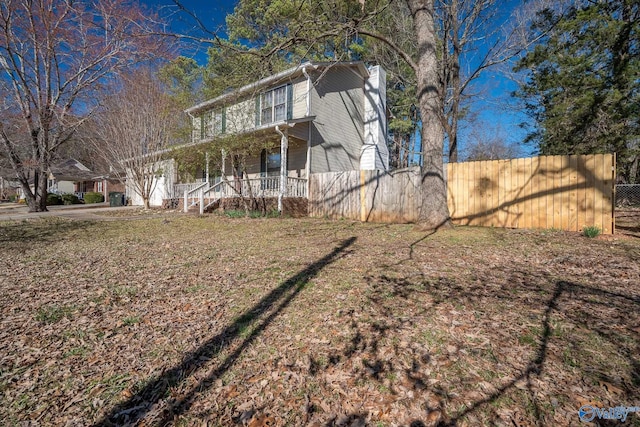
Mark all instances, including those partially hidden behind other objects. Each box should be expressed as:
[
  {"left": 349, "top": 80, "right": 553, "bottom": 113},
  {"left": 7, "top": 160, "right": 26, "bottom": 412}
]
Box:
[{"left": 174, "top": 121, "right": 311, "bottom": 214}]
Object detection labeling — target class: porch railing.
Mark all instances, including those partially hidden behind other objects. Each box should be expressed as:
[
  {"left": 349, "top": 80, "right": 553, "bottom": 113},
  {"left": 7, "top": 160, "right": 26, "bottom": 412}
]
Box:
[
  {"left": 173, "top": 181, "right": 206, "bottom": 199},
  {"left": 47, "top": 187, "right": 86, "bottom": 200},
  {"left": 211, "top": 176, "right": 308, "bottom": 199},
  {"left": 178, "top": 176, "right": 307, "bottom": 213}
]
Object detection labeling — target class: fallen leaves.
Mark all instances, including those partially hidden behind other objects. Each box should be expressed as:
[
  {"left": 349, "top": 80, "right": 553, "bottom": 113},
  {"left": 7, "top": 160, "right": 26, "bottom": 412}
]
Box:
[{"left": 0, "top": 216, "right": 639, "bottom": 426}]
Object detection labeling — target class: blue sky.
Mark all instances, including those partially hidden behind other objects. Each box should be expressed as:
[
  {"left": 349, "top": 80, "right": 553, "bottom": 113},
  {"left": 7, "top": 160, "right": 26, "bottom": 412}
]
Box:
[{"left": 142, "top": 0, "right": 531, "bottom": 159}]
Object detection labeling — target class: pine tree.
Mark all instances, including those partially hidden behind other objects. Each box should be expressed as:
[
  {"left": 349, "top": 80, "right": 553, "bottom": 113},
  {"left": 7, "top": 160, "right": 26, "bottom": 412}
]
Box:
[{"left": 515, "top": 0, "right": 639, "bottom": 182}]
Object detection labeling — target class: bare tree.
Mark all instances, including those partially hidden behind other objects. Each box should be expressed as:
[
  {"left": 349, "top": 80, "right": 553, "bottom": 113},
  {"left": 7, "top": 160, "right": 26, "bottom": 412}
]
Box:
[
  {"left": 437, "top": 0, "right": 560, "bottom": 162},
  {"left": 463, "top": 123, "right": 523, "bottom": 161},
  {"left": 0, "top": 0, "right": 166, "bottom": 212},
  {"left": 91, "top": 69, "right": 181, "bottom": 210}
]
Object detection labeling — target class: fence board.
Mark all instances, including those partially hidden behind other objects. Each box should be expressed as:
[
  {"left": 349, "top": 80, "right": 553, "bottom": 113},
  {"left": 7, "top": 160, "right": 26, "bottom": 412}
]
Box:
[
  {"left": 568, "top": 156, "right": 578, "bottom": 231},
  {"left": 583, "top": 156, "right": 596, "bottom": 229},
  {"left": 536, "top": 156, "right": 547, "bottom": 229},
  {"left": 551, "top": 156, "right": 562, "bottom": 229},
  {"left": 464, "top": 161, "right": 471, "bottom": 224},
  {"left": 516, "top": 157, "right": 528, "bottom": 228}
]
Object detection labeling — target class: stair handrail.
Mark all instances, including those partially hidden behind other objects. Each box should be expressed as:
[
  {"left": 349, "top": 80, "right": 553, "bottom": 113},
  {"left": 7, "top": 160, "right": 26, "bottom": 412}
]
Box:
[
  {"left": 183, "top": 181, "right": 209, "bottom": 213},
  {"left": 201, "top": 180, "right": 226, "bottom": 213}
]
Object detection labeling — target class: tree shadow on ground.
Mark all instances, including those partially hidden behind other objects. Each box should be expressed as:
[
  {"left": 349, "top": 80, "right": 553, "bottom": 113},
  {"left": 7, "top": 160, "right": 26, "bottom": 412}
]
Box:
[
  {"left": 315, "top": 267, "right": 640, "bottom": 426},
  {"left": 93, "top": 236, "right": 357, "bottom": 426},
  {"left": 0, "top": 218, "right": 96, "bottom": 244},
  {"left": 615, "top": 208, "right": 640, "bottom": 239}
]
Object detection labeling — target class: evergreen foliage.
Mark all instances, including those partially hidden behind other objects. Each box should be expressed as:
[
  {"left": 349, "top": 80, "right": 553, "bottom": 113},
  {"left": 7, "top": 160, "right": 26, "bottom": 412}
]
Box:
[{"left": 515, "top": 0, "right": 639, "bottom": 182}]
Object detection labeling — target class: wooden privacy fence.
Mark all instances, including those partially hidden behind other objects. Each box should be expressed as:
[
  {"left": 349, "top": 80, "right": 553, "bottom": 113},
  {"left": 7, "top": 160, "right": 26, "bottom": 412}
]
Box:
[
  {"left": 447, "top": 154, "right": 615, "bottom": 234},
  {"left": 309, "top": 154, "right": 616, "bottom": 234},
  {"left": 309, "top": 169, "right": 422, "bottom": 223}
]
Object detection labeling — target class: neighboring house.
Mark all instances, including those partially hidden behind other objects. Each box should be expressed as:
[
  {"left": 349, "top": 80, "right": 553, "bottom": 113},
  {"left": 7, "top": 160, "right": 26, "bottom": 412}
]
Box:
[
  {"left": 17, "top": 158, "right": 125, "bottom": 201},
  {"left": 143, "top": 61, "right": 389, "bottom": 209},
  {"left": 0, "top": 175, "right": 20, "bottom": 200},
  {"left": 46, "top": 158, "right": 95, "bottom": 198}
]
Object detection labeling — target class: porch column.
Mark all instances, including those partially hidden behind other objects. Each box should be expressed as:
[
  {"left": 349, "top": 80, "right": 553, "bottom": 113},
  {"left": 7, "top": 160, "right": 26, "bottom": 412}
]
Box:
[
  {"left": 276, "top": 126, "right": 288, "bottom": 213},
  {"left": 205, "top": 151, "right": 210, "bottom": 185}
]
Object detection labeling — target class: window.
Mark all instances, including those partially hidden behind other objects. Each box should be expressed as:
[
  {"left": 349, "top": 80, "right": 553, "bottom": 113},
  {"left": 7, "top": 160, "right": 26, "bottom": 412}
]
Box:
[
  {"left": 202, "top": 108, "right": 225, "bottom": 139},
  {"left": 261, "top": 91, "right": 273, "bottom": 124},
  {"left": 267, "top": 152, "right": 281, "bottom": 175},
  {"left": 273, "top": 86, "right": 287, "bottom": 122},
  {"left": 259, "top": 85, "right": 289, "bottom": 126},
  {"left": 214, "top": 109, "right": 225, "bottom": 134},
  {"left": 97, "top": 181, "right": 103, "bottom": 193},
  {"left": 260, "top": 149, "right": 281, "bottom": 191}
]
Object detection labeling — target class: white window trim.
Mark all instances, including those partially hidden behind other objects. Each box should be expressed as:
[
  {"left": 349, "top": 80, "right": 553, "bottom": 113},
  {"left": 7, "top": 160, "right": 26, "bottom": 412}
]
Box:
[{"left": 260, "top": 85, "right": 288, "bottom": 126}]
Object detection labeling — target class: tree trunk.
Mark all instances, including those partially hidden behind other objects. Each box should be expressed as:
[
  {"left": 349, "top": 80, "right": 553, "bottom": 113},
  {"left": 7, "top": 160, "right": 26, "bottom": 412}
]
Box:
[
  {"left": 143, "top": 197, "right": 151, "bottom": 210},
  {"left": 409, "top": 0, "right": 452, "bottom": 230},
  {"left": 446, "top": 0, "right": 461, "bottom": 163},
  {"left": 23, "top": 173, "right": 48, "bottom": 213}
]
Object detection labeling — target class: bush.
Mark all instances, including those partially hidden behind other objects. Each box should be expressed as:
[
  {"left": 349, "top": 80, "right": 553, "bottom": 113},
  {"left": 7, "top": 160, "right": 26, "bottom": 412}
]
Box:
[
  {"left": 224, "top": 209, "right": 247, "bottom": 218},
  {"left": 84, "top": 192, "right": 104, "bottom": 204},
  {"left": 46, "top": 193, "right": 63, "bottom": 205},
  {"left": 8, "top": 194, "right": 18, "bottom": 202},
  {"left": 61, "top": 193, "right": 81, "bottom": 205},
  {"left": 583, "top": 225, "right": 601, "bottom": 238}
]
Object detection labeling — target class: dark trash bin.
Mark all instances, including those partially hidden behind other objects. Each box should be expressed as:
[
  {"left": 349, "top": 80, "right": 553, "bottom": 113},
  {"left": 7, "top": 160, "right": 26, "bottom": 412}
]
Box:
[{"left": 109, "top": 192, "right": 125, "bottom": 207}]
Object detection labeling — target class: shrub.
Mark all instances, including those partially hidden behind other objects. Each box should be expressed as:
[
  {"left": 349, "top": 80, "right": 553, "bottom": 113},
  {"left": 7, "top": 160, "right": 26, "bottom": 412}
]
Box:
[
  {"left": 224, "top": 209, "right": 246, "bottom": 218},
  {"left": 46, "top": 193, "right": 63, "bottom": 205},
  {"left": 61, "top": 193, "right": 81, "bottom": 205},
  {"left": 84, "top": 192, "right": 104, "bottom": 204},
  {"left": 583, "top": 225, "right": 601, "bottom": 238}
]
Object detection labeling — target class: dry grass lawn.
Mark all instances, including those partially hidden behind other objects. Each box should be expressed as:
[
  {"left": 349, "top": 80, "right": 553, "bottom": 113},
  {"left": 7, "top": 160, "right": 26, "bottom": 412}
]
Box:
[{"left": 1, "top": 213, "right": 639, "bottom": 426}]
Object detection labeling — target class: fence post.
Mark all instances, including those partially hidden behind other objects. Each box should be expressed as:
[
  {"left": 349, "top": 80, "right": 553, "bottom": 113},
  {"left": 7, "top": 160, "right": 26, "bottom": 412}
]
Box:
[{"left": 199, "top": 189, "right": 204, "bottom": 215}]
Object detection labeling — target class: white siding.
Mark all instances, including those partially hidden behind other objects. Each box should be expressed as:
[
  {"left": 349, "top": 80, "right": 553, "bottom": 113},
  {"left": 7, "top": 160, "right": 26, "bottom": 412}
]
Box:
[
  {"left": 361, "top": 65, "right": 389, "bottom": 171},
  {"left": 57, "top": 181, "right": 74, "bottom": 194},
  {"left": 292, "top": 77, "right": 309, "bottom": 118},
  {"left": 127, "top": 159, "right": 175, "bottom": 207},
  {"left": 225, "top": 98, "right": 256, "bottom": 134}
]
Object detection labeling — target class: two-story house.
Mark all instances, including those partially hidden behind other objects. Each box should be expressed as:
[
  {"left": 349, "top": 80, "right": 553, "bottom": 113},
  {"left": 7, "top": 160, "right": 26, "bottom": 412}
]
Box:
[{"left": 142, "top": 61, "right": 389, "bottom": 211}]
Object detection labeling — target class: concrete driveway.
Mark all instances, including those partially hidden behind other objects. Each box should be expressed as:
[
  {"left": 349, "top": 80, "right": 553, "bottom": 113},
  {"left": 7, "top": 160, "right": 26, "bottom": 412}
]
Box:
[{"left": 0, "top": 202, "right": 141, "bottom": 221}]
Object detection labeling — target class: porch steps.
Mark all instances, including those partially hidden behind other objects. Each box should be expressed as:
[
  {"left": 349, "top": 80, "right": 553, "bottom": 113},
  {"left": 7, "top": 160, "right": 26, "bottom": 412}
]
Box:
[{"left": 178, "top": 197, "right": 220, "bottom": 215}]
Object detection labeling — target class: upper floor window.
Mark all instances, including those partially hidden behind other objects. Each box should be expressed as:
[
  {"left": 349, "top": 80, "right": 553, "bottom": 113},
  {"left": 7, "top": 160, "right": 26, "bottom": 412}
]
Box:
[
  {"left": 259, "top": 84, "right": 290, "bottom": 126},
  {"left": 201, "top": 108, "right": 226, "bottom": 139}
]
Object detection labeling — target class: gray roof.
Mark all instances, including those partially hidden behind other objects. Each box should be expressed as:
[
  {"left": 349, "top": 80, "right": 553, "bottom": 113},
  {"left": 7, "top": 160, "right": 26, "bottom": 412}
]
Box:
[{"left": 50, "top": 159, "right": 97, "bottom": 181}]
